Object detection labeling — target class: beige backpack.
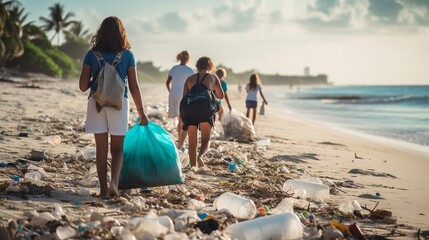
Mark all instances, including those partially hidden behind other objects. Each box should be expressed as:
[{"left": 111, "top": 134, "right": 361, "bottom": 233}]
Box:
[{"left": 91, "top": 51, "right": 125, "bottom": 112}]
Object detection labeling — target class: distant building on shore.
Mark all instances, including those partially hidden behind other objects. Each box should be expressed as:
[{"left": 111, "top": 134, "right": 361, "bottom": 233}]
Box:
[
  {"left": 235, "top": 72, "right": 329, "bottom": 85},
  {"left": 304, "top": 66, "right": 310, "bottom": 76},
  {"left": 259, "top": 73, "right": 328, "bottom": 85}
]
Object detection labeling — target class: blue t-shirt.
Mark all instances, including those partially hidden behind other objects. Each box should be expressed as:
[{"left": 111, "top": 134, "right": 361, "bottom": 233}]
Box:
[
  {"left": 221, "top": 79, "right": 228, "bottom": 92},
  {"left": 83, "top": 49, "right": 136, "bottom": 98}
]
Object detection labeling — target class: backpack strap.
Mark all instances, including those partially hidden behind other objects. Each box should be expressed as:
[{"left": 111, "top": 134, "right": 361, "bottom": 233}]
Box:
[
  {"left": 113, "top": 51, "right": 123, "bottom": 67},
  {"left": 92, "top": 50, "right": 104, "bottom": 67},
  {"left": 197, "top": 73, "right": 208, "bottom": 84}
]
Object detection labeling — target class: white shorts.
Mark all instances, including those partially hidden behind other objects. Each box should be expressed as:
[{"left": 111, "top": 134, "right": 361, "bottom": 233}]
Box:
[
  {"left": 168, "top": 93, "right": 182, "bottom": 118},
  {"left": 85, "top": 97, "right": 129, "bottom": 136}
]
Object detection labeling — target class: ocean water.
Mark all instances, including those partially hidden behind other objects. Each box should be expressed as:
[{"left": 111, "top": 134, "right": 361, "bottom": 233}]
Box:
[{"left": 265, "top": 85, "right": 429, "bottom": 147}]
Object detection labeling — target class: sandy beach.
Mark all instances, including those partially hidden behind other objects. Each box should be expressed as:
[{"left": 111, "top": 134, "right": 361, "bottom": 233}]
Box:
[{"left": 0, "top": 77, "right": 428, "bottom": 239}]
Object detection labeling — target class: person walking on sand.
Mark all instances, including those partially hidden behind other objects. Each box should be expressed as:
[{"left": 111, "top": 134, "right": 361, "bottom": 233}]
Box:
[
  {"left": 245, "top": 73, "right": 268, "bottom": 125},
  {"left": 181, "top": 56, "right": 223, "bottom": 168},
  {"left": 166, "top": 50, "right": 194, "bottom": 151},
  {"left": 215, "top": 67, "right": 232, "bottom": 121},
  {"left": 79, "top": 16, "right": 148, "bottom": 199}
]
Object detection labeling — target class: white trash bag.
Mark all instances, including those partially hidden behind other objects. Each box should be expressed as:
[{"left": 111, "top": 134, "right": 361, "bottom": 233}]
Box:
[{"left": 221, "top": 109, "right": 255, "bottom": 143}]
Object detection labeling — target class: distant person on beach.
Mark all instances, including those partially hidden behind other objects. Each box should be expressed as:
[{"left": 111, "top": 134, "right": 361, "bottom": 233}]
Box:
[
  {"left": 245, "top": 73, "right": 268, "bottom": 125},
  {"left": 165, "top": 50, "right": 194, "bottom": 151},
  {"left": 79, "top": 16, "right": 148, "bottom": 199},
  {"left": 181, "top": 56, "right": 223, "bottom": 168},
  {"left": 215, "top": 67, "right": 232, "bottom": 121}
]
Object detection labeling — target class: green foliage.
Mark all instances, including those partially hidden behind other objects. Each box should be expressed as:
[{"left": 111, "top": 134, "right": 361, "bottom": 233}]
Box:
[
  {"left": 22, "top": 25, "right": 51, "bottom": 48},
  {"left": 58, "top": 37, "right": 89, "bottom": 60},
  {"left": 45, "top": 47, "right": 78, "bottom": 78},
  {"left": 0, "top": 0, "right": 24, "bottom": 66},
  {"left": 64, "top": 21, "right": 90, "bottom": 41},
  {"left": 11, "top": 40, "right": 62, "bottom": 77},
  {"left": 136, "top": 61, "right": 167, "bottom": 83},
  {"left": 1, "top": 34, "right": 23, "bottom": 61}
]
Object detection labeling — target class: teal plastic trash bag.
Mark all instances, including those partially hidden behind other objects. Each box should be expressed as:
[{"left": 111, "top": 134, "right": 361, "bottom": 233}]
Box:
[{"left": 118, "top": 121, "right": 184, "bottom": 189}]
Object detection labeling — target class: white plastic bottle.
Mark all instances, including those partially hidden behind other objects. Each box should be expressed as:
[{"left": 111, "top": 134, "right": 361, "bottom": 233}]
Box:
[
  {"left": 225, "top": 212, "right": 303, "bottom": 240},
  {"left": 213, "top": 192, "right": 256, "bottom": 219},
  {"left": 282, "top": 179, "right": 330, "bottom": 200}
]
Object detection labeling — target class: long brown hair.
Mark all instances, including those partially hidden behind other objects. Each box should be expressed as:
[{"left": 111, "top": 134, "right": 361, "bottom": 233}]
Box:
[
  {"left": 91, "top": 16, "right": 131, "bottom": 53},
  {"left": 249, "top": 73, "right": 260, "bottom": 90}
]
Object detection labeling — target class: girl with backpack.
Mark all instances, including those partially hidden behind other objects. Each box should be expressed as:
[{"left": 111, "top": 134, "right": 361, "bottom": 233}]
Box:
[
  {"left": 79, "top": 16, "right": 148, "bottom": 199},
  {"left": 181, "top": 57, "right": 224, "bottom": 168},
  {"left": 245, "top": 73, "right": 268, "bottom": 125}
]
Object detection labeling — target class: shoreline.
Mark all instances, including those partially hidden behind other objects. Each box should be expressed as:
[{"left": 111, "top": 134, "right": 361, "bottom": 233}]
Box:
[
  {"left": 225, "top": 83, "right": 429, "bottom": 228},
  {"left": 261, "top": 84, "right": 429, "bottom": 151},
  {"left": 275, "top": 106, "right": 429, "bottom": 158}
]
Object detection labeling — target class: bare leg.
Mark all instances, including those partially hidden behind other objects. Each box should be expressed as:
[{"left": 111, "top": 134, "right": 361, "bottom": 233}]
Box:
[
  {"left": 218, "top": 105, "right": 224, "bottom": 121},
  {"left": 252, "top": 107, "right": 257, "bottom": 125},
  {"left": 109, "top": 135, "right": 124, "bottom": 197},
  {"left": 197, "top": 122, "right": 212, "bottom": 167},
  {"left": 176, "top": 117, "right": 181, "bottom": 142},
  {"left": 94, "top": 133, "right": 109, "bottom": 198},
  {"left": 246, "top": 108, "right": 250, "bottom": 118},
  {"left": 187, "top": 126, "right": 198, "bottom": 167},
  {"left": 177, "top": 117, "right": 187, "bottom": 149}
]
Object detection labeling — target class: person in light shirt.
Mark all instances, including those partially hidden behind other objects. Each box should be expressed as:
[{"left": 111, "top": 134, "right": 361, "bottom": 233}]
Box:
[
  {"left": 165, "top": 50, "right": 194, "bottom": 151},
  {"left": 245, "top": 73, "right": 268, "bottom": 125}
]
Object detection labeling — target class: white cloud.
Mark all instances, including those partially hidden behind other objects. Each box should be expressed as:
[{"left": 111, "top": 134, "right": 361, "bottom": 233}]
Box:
[
  {"left": 66, "top": 0, "right": 429, "bottom": 85},
  {"left": 296, "top": 0, "right": 429, "bottom": 33}
]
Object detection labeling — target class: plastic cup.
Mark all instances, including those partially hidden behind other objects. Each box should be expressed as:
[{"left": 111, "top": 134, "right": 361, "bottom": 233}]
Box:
[{"left": 25, "top": 171, "right": 42, "bottom": 181}]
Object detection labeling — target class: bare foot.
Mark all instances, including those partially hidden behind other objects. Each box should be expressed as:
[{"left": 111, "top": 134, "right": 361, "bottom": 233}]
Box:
[
  {"left": 100, "top": 189, "right": 109, "bottom": 199},
  {"left": 109, "top": 183, "right": 119, "bottom": 197},
  {"left": 197, "top": 156, "right": 206, "bottom": 168},
  {"left": 196, "top": 165, "right": 210, "bottom": 174},
  {"left": 99, "top": 193, "right": 109, "bottom": 199}
]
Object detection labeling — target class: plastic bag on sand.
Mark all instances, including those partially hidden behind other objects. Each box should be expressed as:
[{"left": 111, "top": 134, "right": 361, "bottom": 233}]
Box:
[
  {"left": 119, "top": 122, "right": 184, "bottom": 189},
  {"left": 221, "top": 109, "right": 255, "bottom": 143}
]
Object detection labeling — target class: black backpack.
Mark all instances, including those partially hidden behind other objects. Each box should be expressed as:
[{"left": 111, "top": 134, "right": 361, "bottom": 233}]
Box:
[{"left": 180, "top": 73, "right": 219, "bottom": 119}]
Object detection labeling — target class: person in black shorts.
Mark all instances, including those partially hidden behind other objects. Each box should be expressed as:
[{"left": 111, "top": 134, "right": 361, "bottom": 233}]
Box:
[{"left": 181, "top": 57, "right": 224, "bottom": 168}]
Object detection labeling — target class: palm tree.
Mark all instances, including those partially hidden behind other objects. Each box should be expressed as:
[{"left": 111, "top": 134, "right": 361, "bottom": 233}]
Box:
[
  {"left": 59, "top": 20, "right": 91, "bottom": 60},
  {"left": 64, "top": 21, "right": 90, "bottom": 41},
  {"left": 0, "top": 0, "right": 24, "bottom": 67},
  {"left": 0, "top": 2, "right": 8, "bottom": 60},
  {"left": 9, "top": 4, "right": 50, "bottom": 51},
  {"left": 39, "top": 3, "right": 76, "bottom": 45}
]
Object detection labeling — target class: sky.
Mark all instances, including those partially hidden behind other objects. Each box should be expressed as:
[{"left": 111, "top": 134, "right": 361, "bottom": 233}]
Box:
[{"left": 19, "top": 0, "right": 429, "bottom": 85}]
